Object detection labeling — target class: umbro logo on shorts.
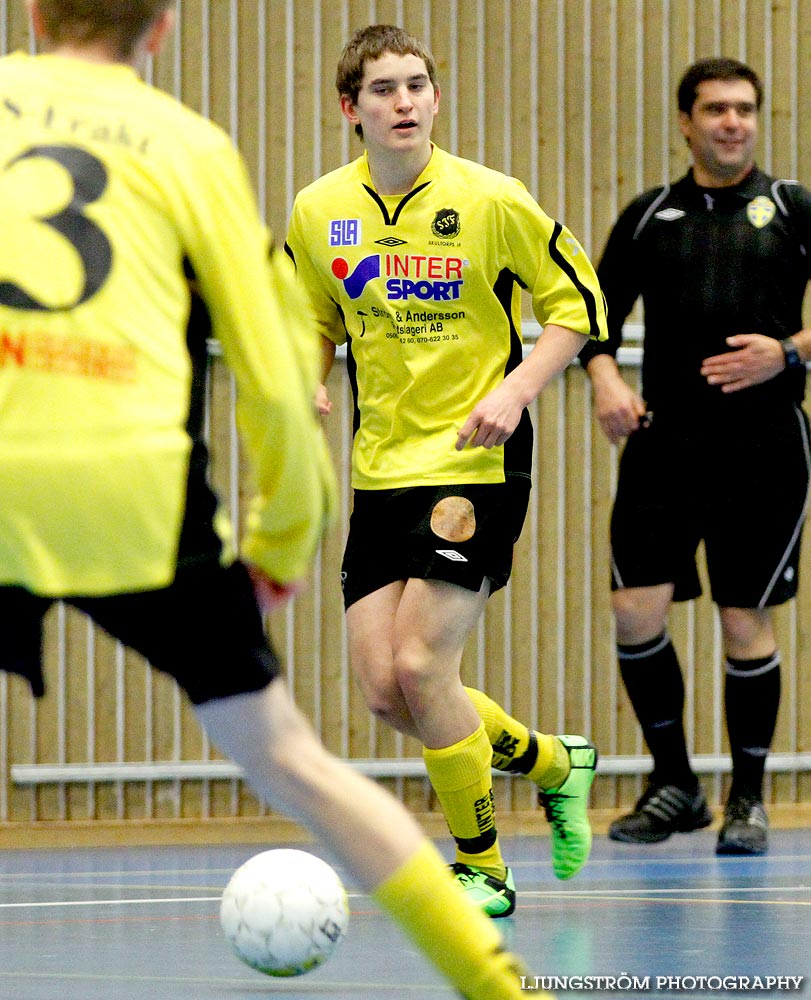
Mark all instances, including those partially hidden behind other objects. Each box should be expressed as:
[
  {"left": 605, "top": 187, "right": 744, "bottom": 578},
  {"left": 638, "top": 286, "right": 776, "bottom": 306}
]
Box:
[{"left": 436, "top": 549, "right": 468, "bottom": 562}]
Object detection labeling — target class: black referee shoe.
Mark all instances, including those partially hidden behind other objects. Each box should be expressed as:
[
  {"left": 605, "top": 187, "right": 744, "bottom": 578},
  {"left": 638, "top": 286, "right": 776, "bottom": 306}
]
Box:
[
  {"left": 609, "top": 782, "right": 712, "bottom": 844},
  {"left": 716, "top": 795, "right": 769, "bottom": 856}
]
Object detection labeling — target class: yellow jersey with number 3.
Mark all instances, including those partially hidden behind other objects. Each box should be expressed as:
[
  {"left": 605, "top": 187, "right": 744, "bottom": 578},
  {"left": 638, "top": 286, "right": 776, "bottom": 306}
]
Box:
[{"left": 0, "top": 52, "right": 335, "bottom": 596}]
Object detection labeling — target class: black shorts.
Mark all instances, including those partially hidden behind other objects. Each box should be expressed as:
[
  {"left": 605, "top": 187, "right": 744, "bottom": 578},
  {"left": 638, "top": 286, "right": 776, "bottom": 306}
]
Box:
[
  {"left": 341, "top": 477, "right": 531, "bottom": 609},
  {"left": 0, "top": 559, "right": 280, "bottom": 705},
  {"left": 610, "top": 405, "right": 811, "bottom": 607}
]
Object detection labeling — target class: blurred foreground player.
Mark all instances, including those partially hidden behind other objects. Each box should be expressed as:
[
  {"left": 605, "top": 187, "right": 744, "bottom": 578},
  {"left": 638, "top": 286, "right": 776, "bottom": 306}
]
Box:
[{"left": 0, "top": 3, "right": 540, "bottom": 995}]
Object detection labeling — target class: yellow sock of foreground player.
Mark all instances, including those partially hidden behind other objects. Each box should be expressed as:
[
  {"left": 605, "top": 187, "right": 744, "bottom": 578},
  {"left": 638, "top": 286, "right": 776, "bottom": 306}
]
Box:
[
  {"left": 373, "top": 839, "right": 552, "bottom": 1000},
  {"left": 423, "top": 722, "right": 505, "bottom": 878}
]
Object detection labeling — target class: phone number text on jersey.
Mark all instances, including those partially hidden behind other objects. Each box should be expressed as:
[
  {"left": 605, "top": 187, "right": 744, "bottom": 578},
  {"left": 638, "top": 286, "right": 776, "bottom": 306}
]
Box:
[{"left": 378, "top": 307, "right": 465, "bottom": 341}]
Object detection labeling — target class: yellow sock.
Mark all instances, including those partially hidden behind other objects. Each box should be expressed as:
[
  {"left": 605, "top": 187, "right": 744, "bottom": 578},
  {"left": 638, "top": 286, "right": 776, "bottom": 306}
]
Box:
[
  {"left": 423, "top": 723, "right": 505, "bottom": 878},
  {"left": 465, "top": 687, "right": 570, "bottom": 790},
  {"left": 373, "top": 840, "right": 548, "bottom": 1000}
]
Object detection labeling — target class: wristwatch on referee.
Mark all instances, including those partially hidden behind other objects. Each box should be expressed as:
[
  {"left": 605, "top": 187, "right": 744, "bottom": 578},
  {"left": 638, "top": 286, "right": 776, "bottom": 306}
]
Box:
[{"left": 780, "top": 337, "right": 805, "bottom": 371}]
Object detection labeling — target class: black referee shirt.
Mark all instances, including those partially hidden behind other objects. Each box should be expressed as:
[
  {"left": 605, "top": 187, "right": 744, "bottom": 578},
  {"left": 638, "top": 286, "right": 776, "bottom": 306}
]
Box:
[{"left": 581, "top": 166, "right": 811, "bottom": 418}]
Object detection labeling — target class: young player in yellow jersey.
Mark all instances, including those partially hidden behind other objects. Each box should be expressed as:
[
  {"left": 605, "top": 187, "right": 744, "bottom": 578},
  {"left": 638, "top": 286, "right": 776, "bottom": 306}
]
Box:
[
  {"left": 287, "top": 24, "right": 606, "bottom": 916},
  {"left": 0, "top": 3, "right": 542, "bottom": 996}
]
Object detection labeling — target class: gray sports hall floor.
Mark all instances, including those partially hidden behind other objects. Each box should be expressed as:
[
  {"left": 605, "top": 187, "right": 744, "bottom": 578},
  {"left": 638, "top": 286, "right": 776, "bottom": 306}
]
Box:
[{"left": 1, "top": 829, "right": 808, "bottom": 999}]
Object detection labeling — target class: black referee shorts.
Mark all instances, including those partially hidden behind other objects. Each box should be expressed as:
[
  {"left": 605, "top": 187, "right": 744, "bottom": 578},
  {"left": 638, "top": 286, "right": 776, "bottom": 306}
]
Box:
[
  {"left": 341, "top": 476, "right": 531, "bottom": 609},
  {"left": 610, "top": 405, "right": 810, "bottom": 608},
  {"left": 0, "top": 559, "right": 280, "bottom": 705}
]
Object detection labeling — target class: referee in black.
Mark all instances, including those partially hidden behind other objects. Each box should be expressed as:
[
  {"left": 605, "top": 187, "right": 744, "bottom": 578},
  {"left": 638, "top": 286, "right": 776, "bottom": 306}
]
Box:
[{"left": 580, "top": 57, "right": 811, "bottom": 856}]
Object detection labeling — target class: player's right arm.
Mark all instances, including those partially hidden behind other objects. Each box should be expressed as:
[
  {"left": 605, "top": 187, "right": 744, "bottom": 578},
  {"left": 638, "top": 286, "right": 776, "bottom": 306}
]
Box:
[
  {"left": 316, "top": 338, "right": 337, "bottom": 416},
  {"left": 285, "top": 202, "right": 346, "bottom": 420}
]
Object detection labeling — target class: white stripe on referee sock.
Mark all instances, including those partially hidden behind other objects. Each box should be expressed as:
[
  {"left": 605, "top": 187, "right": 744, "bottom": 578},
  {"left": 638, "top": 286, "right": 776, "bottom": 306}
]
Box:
[
  {"left": 724, "top": 653, "right": 781, "bottom": 678},
  {"left": 617, "top": 632, "right": 672, "bottom": 660}
]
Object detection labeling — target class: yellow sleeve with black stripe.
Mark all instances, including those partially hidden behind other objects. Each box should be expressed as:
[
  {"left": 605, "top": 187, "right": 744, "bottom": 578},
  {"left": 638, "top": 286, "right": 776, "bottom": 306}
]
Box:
[
  {"left": 497, "top": 175, "right": 607, "bottom": 341},
  {"left": 176, "top": 137, "right": 338, "bottom": 585}
]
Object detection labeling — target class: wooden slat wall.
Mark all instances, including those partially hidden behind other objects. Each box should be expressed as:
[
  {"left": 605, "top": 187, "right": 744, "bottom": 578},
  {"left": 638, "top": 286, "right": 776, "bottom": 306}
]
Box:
[{"left": 2, "top": 0, "right": 811, "bottom": 830}]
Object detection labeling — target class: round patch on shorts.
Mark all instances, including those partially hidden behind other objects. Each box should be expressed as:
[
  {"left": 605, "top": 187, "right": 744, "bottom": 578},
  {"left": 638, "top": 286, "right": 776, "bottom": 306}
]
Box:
[{"left": 430, "top": 496, "right": 476, "bottom": 542}]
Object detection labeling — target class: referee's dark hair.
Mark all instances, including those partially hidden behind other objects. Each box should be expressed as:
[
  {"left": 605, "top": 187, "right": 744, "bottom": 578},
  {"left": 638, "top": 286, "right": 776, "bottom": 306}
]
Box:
[{"left": 677, "top": 57, "right": 763, "bottom": 114}]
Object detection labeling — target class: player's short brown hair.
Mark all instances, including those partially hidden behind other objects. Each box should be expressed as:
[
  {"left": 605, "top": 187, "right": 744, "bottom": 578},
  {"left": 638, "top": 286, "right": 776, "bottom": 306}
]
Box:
[
  {"left": 336, "top": 24, "right": 438, "bottom": 104},
  {"left": 36, "top": 0, "right": 172, "bottom": 59}
]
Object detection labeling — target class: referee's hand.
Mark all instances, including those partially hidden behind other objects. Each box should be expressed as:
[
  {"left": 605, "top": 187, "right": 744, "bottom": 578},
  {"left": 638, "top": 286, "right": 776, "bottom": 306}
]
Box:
[
  {"left": 592, "top": 376, "right": 648, "bottom": 444},
  {"left": 700, "top": 334, "right": 784, "bottom": 392}
]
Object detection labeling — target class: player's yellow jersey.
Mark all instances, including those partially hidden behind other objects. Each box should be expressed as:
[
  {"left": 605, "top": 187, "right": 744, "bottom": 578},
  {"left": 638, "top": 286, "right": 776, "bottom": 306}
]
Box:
[
  {"left": 0, "top": 52, "right": 335, "bottom": 596},
  {"left": 287, "top": 144, "right": 606, "bottom": 489}
]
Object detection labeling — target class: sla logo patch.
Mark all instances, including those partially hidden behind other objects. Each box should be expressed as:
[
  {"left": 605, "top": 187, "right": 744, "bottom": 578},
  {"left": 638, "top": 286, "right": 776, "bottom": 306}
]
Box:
[
  {"left": 330, "top": 219, "right": 361, "bottom": 246},
  {"left": 432, "top": 208, "right": 460, "bottom": 240},
  {"left": 746, "top": 196, "right": 775, "bottom": 229}
]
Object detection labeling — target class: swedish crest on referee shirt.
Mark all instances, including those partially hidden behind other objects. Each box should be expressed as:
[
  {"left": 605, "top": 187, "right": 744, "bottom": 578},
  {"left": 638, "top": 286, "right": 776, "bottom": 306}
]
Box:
[{"left": 746, "top": 195, "right": 776, "bottom": 229}]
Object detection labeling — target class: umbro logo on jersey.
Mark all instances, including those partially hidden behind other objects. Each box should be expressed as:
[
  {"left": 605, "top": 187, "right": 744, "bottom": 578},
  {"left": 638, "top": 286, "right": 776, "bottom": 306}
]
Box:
[
  {"left": 654, "top": 208, "right": 686, "bottom": 222},
  {"left": 376, "top": 237, "right": 407, "bottom": 247},
  {"left": 436, "top": 549, "right": 468, "bottom": 562}
]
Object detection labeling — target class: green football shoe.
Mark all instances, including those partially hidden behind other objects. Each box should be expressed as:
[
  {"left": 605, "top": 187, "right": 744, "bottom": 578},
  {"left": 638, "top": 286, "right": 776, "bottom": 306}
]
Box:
[
  {"left": 538, "top": 734, "right": 598, "bottom": 880},
  {"left": 449, "top": 862, "right": 516, "bottom": 918}
]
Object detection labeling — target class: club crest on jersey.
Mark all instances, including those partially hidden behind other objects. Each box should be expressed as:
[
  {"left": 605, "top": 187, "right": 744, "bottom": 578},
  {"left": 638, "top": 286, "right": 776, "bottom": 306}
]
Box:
[
  {"left": 431, "top": 208, "right": 461, "bottom": 240},
  {"left": 329, "top": 219, "right": 361, "bottom": 246},
  {"left": 746, "top": 196, "right": 776, "bottom": 229},
  {"left": 331, "top": 253, "right": 466, "bottom": 301}
]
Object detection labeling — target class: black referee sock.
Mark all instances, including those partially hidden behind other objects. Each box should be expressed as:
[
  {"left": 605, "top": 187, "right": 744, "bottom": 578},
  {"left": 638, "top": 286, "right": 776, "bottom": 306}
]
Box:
[
  {"left": 725, "top": 652, "right": 781, "bottom": 802},
  {"left": 617, "top": 632, "right": 697, "bottom": 790}
]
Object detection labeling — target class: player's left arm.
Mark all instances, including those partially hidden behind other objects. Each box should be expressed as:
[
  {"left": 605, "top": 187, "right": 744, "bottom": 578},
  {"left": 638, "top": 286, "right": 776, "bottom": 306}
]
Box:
[
  {"left": 455, "top": 325, "right": 586, "bottom": 450},
  {"left": 456, "top": 182, "right": 606, "bottom": 450}
]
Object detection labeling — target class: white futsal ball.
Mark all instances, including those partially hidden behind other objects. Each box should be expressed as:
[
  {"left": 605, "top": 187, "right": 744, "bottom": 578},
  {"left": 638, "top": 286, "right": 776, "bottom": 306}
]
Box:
[{"left": 220, "top": 848, "right": 349, "bottom": 977}]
